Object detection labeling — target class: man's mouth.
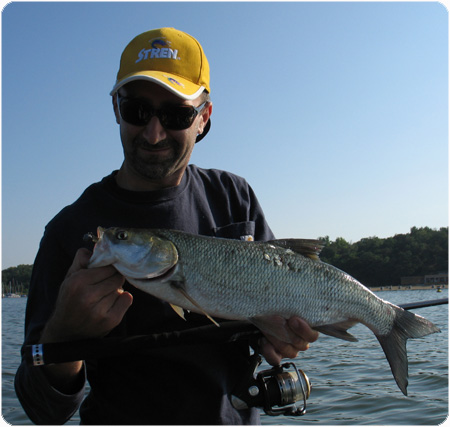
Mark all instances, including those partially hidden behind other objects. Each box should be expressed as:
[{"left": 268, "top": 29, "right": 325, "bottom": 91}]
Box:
[{"left": 137, "top": 140, "right": 173, "bottom": 152}]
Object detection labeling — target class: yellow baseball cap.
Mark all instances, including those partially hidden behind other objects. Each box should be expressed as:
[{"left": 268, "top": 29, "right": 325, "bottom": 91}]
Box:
[{"left": 110, "top": 27, "right": 210, "bottom": 100}]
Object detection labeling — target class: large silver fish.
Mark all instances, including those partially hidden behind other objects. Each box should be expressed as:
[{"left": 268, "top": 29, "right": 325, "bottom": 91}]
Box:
[{"left": 88, "top": 227, "right": 440, "bottom": 395}]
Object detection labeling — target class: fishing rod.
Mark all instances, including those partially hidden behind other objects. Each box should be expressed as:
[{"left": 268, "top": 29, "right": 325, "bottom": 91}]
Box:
[
  {"left": 399, "top": 297, "right": 448, "bottom": 310},
  {"left": 25, "top": 297, "right": 447, "bottom": 367},
  {"left": 26, "top": 321, "right": 260, "bottom": 366}
]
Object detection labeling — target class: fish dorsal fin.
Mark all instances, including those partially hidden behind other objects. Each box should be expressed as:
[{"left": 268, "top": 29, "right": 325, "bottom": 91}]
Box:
[
  {"left": 268, "top": 239, "right": 324, "bottom": 260},
  {"left": 170, "top": 281, "right": 220, "bottom": 327}
]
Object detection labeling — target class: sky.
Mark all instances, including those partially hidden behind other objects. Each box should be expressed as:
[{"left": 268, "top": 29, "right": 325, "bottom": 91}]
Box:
[{"left": 1, "top": 1, "right": 448, "bottom": 269}]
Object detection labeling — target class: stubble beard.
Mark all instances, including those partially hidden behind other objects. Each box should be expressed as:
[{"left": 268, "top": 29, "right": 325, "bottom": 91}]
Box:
[{"left": 126, "top": 137, "right": 186, "bottom": 182}]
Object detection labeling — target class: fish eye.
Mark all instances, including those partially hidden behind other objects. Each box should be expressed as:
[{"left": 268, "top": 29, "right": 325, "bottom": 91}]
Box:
[{"left": 115, "top": 230, "right": 128, "bottom": 241}]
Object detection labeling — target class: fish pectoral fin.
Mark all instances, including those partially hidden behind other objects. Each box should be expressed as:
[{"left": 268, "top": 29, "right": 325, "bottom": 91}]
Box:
[
  {"left": 170, "top": 304, "right": 186, "bottom": 321},
  {"left": 314, "top": 320, "right": 359, "bottom": 342},
  {"left": 268, "top": 239, "right": 323, "bottom": 260},
  {"left": 170, "top": 281, "right": 220, "bottom": 327}
]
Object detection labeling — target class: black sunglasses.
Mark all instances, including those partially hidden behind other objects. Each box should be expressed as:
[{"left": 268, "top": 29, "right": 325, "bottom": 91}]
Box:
[{"left": 117, "top": 95, "right": 207, "bottom": 130}]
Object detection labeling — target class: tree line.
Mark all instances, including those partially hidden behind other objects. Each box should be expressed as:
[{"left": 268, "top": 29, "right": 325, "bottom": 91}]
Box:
[
  {"left": 1, "top": 226, "right": 448, "bottom": 294},
  {"left": 2, "top": 264, "right": 33, "bottom": 295},
  {"left": 319, "top": 226, "right": 448, "bottom": 287}
]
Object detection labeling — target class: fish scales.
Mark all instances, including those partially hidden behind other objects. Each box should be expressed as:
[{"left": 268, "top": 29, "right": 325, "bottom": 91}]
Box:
[
  {"left": 88, "top": 227, "right": 440, "bottom": 396},
  {"left": 159, "top": 230, "right": 394, "bottom": 334}
]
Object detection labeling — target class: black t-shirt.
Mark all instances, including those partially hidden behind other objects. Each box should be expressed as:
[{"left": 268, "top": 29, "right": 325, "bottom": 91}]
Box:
[{"left": 16, "top": 165, "right": 275, "bottom": 425}]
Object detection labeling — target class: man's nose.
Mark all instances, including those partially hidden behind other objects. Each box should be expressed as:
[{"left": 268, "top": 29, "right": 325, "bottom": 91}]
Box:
[{"left": 142, "top": 116, "right": 167, "bottom": 144}]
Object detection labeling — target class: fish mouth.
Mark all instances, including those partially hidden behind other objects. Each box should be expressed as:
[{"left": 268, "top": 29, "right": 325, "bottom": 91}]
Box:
[
  {"left": 126, "top": 264, "right": 177, "bottom": 283},
  {"left": 88, "top": 228, "right": 112, "bottom": 268}
]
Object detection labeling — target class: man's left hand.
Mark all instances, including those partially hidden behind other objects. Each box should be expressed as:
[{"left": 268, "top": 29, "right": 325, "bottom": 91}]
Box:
[{"left": 259, "top": 316, "right": 319, "bottom": 365}]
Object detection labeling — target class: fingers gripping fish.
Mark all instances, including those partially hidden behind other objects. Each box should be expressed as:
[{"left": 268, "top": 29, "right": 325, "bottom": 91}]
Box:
[{"left": 88, "top": 227, "right": 440, "bottom": 396}]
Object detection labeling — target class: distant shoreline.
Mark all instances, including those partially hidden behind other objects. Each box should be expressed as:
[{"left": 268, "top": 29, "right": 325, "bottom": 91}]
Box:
[{"left": 370, "top": 285, "right": 448, "bottom": 292}]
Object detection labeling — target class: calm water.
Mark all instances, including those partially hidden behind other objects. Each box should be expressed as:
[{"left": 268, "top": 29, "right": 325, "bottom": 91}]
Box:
[{"left": 2, "top": 289, "right": 448, "bottom": 425}]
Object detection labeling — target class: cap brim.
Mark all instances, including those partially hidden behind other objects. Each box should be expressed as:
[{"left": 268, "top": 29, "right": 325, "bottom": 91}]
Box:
[{"left": 110, "top": 71, "right": 205, "bottom": 100}]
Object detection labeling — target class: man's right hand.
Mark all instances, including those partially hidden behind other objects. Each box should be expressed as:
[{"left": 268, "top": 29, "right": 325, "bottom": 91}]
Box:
[
  {"left": 41, "top": 248, "right": 133, "bottom": 343},
  {"left": 39, "top": 248, "right": 133, "bottom": 393}
]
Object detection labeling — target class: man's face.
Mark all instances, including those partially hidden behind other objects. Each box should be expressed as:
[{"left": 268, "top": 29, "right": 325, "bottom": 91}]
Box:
[{"left": 113, "top": 80, "right": 210, "bottom": 188}]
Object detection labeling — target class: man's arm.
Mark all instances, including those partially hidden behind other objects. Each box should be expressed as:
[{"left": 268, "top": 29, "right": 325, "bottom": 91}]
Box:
[{"left": 15, "top": 248, "right": 133, "bottom": 424}]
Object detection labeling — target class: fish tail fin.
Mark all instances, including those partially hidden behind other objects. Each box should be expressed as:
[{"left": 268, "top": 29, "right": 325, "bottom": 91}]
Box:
[{"left": 376, "top": 305, "right": 440, "bottom": 396}]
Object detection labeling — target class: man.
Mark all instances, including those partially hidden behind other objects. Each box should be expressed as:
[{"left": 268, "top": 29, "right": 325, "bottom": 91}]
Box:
[{"left": 15, "top": 27, "right": 318, "bottom": 425}]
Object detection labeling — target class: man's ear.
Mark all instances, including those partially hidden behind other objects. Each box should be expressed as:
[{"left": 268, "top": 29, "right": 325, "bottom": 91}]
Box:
[
  {"left": 112, "top": 95, "right": 120, "bottom": 124},
  {"left": 198, "top": 102, "right": 212, "bottom": 135}
]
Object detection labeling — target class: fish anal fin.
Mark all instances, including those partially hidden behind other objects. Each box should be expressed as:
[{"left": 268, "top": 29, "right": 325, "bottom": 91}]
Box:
[
  {"left": 170, "top": 304, "right": 186, "bottom": 321},
  {"left": 268, "top": 239, "right": 323, "bottom": 260},
  {"left": 170, "top": 281, "right": 220, "bottom": 327},
  {"left": 314, "top": 320, "right": 359, "bottom": 342}
]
